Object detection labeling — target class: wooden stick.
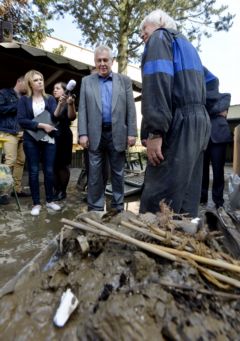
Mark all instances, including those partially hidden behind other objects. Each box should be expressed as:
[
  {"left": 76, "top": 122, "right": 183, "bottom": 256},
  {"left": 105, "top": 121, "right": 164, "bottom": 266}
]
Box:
[
  {"left": 120, "top": 220, "right": 193, "bottom": 252},
  {"left": 81, "top": 217, "right": 177, "bottom": 261},
  {"left": 83, "top": 217, "right": 240, "bottom": 287},
  {"left": 159, "top": 281, "right": 240, "bottom": 299},
  {"left": 61, "top": 218, "right": 111, "bottom": 237},
  {"left": 199, "top": 267, "right": 240, "bottom": 288},
  {"left": 129, "top": 218, "right": 240, "bottom": 272},
  {"left": 82, "top": 217, "right": 240, "bottom": 274},
  {"left": 129, "top": 217, "right": 188, "bottom": 244},
  {"left": 64, "top": 217, "right": 240, "bottom": 288},
  {"left": 153, "top": 244, "right": 240, "bottom": 274}
]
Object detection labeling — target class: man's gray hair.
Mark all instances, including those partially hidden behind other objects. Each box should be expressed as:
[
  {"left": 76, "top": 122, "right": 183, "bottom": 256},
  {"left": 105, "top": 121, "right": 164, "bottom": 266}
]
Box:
[
  {"left": 94, "top": 45, "right": 114, "bottom": 60},
  {"left": 140, "top": 9, "right": 177, "bottom": 31}
]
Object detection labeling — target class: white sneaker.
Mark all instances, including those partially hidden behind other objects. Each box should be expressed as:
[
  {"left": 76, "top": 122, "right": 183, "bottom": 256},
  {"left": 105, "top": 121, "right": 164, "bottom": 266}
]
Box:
[
  {"left": 46, "top": 202, "right": 61, "bottom": 211},
  {"left": 31, "top": 205, "right": 41, "bottom": 216}
]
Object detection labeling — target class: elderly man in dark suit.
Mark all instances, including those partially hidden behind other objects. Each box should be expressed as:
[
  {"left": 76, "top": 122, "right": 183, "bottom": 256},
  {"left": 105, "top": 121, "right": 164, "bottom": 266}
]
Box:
[{"left": 78, "top": 45, "right": 137, "bottom": 212}]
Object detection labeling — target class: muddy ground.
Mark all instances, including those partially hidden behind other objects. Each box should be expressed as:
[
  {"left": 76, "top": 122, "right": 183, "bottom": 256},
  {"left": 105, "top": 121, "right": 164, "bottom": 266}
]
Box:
[
  {"left": 0, "top": 168, "right": 140, "bottom": 288},
  {"left": 1, "top": 207, "right": 240, "bottom": 341},
  {"left": 1, "top": 166, "right": 240, "bottom": 340}
]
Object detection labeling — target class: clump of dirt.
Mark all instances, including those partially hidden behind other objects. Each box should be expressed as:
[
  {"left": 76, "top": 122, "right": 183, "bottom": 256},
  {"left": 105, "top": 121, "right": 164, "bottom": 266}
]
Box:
[{"left": 1, "top": 211, "right": 240, "bottom": 340}]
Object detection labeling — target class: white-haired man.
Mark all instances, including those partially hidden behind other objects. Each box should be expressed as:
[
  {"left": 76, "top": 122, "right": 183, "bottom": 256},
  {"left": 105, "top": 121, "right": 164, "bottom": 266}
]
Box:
[
  {"left": 78, "top": 45, "right": 137, "bottom": 212},
  {"left": 139, "top": 9, "right": 211, "bottom": 217}
]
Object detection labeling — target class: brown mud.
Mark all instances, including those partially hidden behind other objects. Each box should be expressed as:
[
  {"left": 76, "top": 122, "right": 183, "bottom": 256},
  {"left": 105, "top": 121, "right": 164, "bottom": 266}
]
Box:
[
  {"left": 1, "top": 207, "right": 240, "bottom": 340},
  {"left": 1, "top": 167, "right": 240, "bottom": 340},
  {"left": 0, "top": 169, "right": 140, "bottom": 288}
]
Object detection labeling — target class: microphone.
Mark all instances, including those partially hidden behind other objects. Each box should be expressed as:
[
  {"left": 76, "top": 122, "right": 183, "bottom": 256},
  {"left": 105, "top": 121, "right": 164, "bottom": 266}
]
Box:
[{"left": 65, "top": 79, "right": 76, "bottom": 95}]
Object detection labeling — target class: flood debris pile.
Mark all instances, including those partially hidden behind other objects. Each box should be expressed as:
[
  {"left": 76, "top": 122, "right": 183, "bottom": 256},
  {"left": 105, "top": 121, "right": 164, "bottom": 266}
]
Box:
[{"left": 1, "top": 203, "right": 240, "bottom": 340}]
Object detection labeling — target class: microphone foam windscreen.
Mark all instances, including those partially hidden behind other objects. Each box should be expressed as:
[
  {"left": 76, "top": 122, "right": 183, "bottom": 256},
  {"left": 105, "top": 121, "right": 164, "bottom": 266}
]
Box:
[{"left": 66, "top": 79, "right": 76, "bottom": 92}]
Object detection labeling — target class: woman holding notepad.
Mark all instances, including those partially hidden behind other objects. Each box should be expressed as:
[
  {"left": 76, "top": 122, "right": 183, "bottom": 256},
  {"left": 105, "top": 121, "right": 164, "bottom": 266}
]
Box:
[{"left": 17, "top": 70, "right": 64, "bottom": 216}]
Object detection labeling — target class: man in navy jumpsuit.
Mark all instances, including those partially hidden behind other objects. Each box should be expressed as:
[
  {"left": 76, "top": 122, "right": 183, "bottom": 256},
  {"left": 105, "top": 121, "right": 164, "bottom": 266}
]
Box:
[{"left": 139, "top": 9, "right": 211, "bottom": 217}]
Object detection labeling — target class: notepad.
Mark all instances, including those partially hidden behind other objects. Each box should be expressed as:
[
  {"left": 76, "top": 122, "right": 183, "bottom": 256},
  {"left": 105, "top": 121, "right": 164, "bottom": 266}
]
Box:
[{"left": 26, "top": 110, "right": 56, "bottom": 141}]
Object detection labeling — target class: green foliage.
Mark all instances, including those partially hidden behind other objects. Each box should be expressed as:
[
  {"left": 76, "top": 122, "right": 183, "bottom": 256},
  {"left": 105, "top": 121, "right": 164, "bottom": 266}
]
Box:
[
  {"left": 52, "top": 44, "right": 67, "bottom": 55},
  {"left": 0, "top": 0, "right": 53, "bottom": 46},
  {"left": 0, "top": 0, "right": 235, "bottom": 72},
  {"left": 50, "top": 0, "right": 234, "bottom": 72}
]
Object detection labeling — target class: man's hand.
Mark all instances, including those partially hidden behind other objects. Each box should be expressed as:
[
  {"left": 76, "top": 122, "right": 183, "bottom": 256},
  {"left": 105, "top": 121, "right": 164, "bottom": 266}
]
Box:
[
  {"left": 219, "top": 110, "right": 228, "bottom": 118},
  {"left": 79, "top": 135, "right": 89, "bottom": 149},
  {"left": 128, "top": 136, "right": 136, "bottom": 147},
  {"left": 146, "top": 137, "right": 164, "bottom": 166}
]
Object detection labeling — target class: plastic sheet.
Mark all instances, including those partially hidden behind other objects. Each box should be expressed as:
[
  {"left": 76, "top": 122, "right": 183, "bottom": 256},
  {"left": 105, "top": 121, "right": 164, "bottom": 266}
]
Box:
[
  {"left": 228, "top": 173, "right": 240, "bottom": 210},
  {"left": 0, "top": 164, "right": 13, "bottom": 194}
]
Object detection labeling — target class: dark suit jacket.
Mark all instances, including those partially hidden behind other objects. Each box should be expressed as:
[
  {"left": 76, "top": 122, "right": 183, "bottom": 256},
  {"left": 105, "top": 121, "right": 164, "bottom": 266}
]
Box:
[
  {"left": 78, "top": 72, "right": 137, "bottom": 152},
  {"left": 204, "top": 67, "right": 232, "bottom": 144}
]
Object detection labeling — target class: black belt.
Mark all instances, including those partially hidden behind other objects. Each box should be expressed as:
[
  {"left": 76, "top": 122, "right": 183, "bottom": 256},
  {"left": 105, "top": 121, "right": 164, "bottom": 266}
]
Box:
[{"left": 102, "top": 123, "right": 112, "bottom": 131}]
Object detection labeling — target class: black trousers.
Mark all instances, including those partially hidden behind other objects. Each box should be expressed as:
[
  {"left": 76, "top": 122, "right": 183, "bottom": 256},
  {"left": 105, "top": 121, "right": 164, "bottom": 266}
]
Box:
[
  {"left": 87, "top": 130, "right": 125, "bottom": 211},
  {"left": 201, "top": 141, "right": 227, "bottom": 207}
]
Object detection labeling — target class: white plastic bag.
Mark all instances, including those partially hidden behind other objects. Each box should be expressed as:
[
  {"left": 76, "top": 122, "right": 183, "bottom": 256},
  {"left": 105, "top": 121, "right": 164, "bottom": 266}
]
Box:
[
  {"left": 53, "top": 288, "right": 79, "bottom": 327},
  {"left": 228, "top": 173, "right": 240, "bottom": 210}
]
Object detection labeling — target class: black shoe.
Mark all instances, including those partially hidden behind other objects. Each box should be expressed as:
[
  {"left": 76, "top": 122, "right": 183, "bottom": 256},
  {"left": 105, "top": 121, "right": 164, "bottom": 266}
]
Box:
[
  {"left": 82, "top": 196, "right": 88, "bottom": 203},
  {"left": 11, "top": 191, "right": 31, "bottom": 198},
  {"left": 216, "top": 203, "right": 224, "bottom": 209},
  {"left": 0, "top": 195, "right": 10, "bottom": 205},
  {"left": 58, "top": 192, "right": 67, "bottom": 201},
  {"left": 53, "top": 191, "right": 67, "bottom": 201},
  {"left": 101, "top": 208, "right": 123, "bottom": 222}
]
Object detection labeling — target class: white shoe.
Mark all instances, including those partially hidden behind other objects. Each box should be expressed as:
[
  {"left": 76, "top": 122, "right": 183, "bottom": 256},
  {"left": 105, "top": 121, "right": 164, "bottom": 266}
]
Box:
[
  {"left": 46, "top": 201, "right": 61, "bottom": 211},
  {"left": 31, "top": 205, "right": 41, "bottom": 216}
]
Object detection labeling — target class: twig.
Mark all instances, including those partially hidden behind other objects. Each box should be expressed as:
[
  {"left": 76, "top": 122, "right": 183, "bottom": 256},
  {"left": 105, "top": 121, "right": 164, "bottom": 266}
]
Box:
[
  {"left": 120, "top": 220, "right": 193, "bottom": 252},
  {"left": 159, "top": 281, "right": 240, "bottom": 299},
  {"left": 129, "top": 217, "right": 189, "bottom": 244}
]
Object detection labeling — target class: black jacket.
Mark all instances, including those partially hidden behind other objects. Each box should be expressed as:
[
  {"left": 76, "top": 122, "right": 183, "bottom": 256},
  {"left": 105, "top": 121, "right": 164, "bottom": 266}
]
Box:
[
  {"left": 204, "top": 67, "right": 232, "bottom": 144},
  {"left": 0, "top": 88, "right": 20, "bottom": 134}
]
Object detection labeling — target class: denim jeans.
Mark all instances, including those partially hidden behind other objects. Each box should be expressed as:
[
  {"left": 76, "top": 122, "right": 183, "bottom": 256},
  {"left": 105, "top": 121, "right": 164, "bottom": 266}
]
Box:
[{"left": 23, "top": 137, "right": 56, "bottom": 205}]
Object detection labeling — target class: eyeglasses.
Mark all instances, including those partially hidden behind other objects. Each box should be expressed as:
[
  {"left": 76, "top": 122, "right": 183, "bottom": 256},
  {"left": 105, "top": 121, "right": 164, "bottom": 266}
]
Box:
[{"left": 96, "top": 58, "right": 111, "bottom": 63}]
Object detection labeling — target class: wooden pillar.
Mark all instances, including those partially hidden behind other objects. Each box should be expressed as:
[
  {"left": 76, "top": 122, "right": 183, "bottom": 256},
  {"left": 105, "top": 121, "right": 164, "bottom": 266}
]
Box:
[{"left": 233, "top": 124, "right": 240, "bottom": 175}]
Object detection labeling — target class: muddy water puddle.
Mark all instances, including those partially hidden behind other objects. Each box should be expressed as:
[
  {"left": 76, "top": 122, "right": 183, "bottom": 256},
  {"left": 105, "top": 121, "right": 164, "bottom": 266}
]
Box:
[{"left": 0, "top": 172, "right": 140, "bottom": 287}]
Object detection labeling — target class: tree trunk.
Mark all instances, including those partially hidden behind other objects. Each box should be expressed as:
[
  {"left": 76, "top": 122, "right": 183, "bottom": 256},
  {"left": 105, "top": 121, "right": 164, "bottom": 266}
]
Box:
[{"left": 117, "top": 1, "right": 129, "bottom": 74}]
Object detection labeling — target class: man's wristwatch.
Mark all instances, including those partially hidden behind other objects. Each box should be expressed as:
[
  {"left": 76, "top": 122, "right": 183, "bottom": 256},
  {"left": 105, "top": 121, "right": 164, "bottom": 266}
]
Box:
[{"left": 148, "top": 133, "right": 161, "bottom": 140}]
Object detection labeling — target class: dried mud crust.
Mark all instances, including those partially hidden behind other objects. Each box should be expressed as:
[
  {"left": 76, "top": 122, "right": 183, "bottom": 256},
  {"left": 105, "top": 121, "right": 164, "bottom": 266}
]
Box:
[{"left": 1, "top": 211, "right": 240, "bottom": 340}]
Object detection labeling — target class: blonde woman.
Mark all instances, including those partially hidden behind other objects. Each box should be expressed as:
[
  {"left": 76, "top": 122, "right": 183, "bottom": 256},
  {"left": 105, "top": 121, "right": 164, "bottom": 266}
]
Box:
[{"left": 17, "top": 70, "right": 63, "bottom": 216}]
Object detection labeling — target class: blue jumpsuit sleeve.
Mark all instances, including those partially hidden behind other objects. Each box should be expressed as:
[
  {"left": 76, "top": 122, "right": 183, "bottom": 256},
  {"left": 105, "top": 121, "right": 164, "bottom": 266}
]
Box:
[{"left": 141, "top": 30, "right": 174, "bottom": 135}]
